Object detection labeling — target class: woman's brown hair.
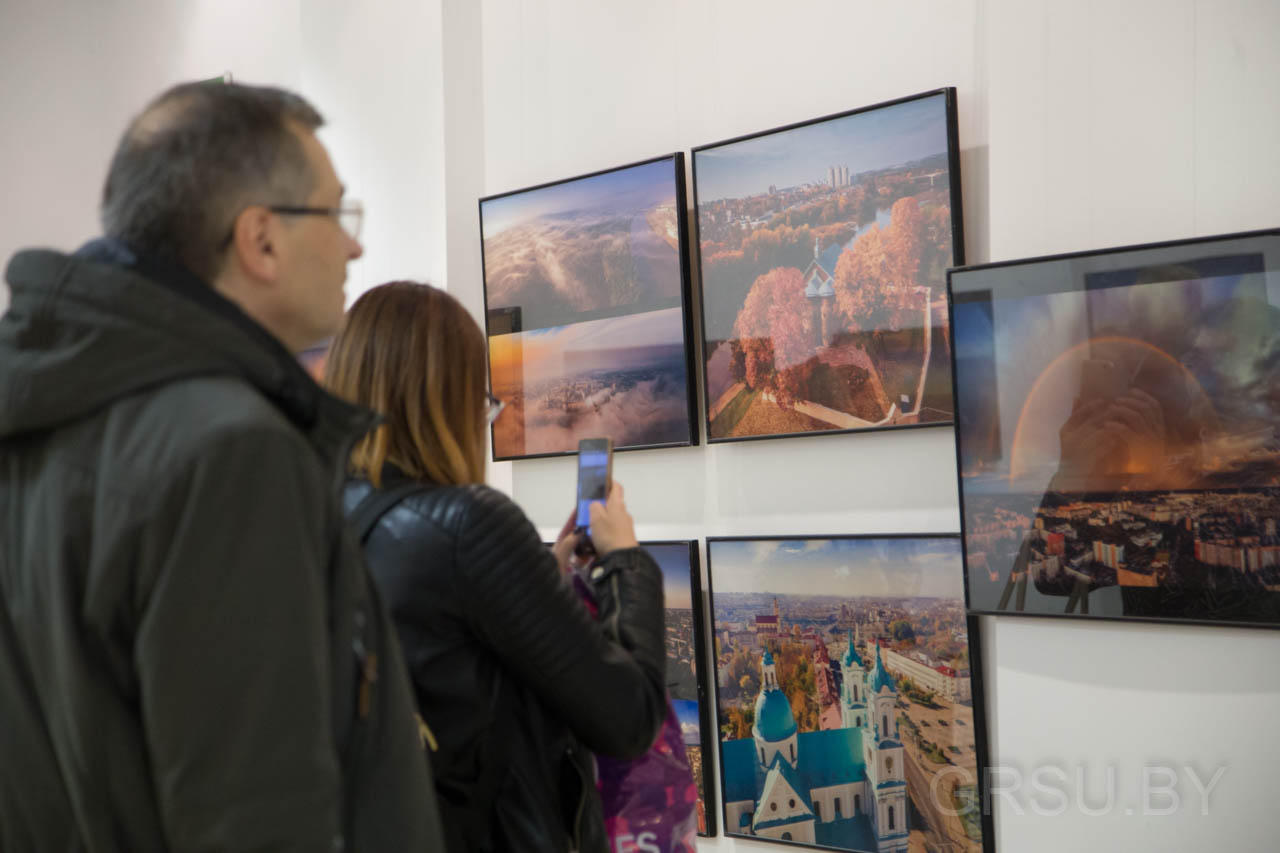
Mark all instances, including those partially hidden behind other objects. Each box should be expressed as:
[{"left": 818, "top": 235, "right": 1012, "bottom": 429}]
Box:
[{"left": 323, "top": 281, "right": 487, "bottom": 486}]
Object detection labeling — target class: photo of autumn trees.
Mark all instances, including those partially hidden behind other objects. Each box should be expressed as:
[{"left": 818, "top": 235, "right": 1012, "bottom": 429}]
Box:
[{"left": 694, "top": 90, "right": 963, "bottom": 441}]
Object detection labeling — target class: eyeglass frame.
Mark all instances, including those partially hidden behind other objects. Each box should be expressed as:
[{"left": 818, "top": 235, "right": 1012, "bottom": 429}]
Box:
[
  {"left": 269, "top": 202, "right": 364, "bottom": 241},
  {"left": 217, "top": 200, "right": 364, "bottom": 249},
  {"left": 485, "top": 391, "right": 506, "bottom": 425}
]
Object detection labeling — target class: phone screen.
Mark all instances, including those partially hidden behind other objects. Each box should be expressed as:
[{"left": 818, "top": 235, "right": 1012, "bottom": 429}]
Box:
[{"left": 576, "top": 441, "right": 612, "bottom": 531}]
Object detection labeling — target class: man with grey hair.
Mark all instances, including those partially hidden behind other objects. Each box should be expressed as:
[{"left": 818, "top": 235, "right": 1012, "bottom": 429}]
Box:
[{"left": 0, "top": 81, "right": 443, "bottom": 851}]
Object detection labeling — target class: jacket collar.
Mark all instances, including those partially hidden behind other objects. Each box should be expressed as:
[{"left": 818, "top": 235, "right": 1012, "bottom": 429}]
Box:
[{"left": 1, "top": 240, "right": 377, "bottom": 458}]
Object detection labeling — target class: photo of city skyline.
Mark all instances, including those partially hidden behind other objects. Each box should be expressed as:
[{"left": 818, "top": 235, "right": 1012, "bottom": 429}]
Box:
[
  {"left": 693, "top": 90, "right": 963, "bottom": 442},
  {"left": 951, "top": 231, "right": 1280, "bottom": 626},
  {"left": 707, "top": 536, "right": 986, "bottom": 853},
  {"left": 480, "top": 155, "right": 696, "bottom": 459}
]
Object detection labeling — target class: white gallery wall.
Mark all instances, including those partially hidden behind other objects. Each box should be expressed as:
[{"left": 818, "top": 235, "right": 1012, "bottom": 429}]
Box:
[
  {"left": 0, "top": 0, "right": 448, "bottom": 312},
  {"left": 2, "top": 1, "right": 1279, "bottom": 851},
  {"left": 0, "top": 0, "right": 303, "bottom": 313},
  {"left": 470, "top": 1, "right": 1280, "bottom": 852}
]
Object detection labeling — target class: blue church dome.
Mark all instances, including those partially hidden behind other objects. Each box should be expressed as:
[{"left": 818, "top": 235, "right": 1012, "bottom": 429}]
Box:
[{"left": 755, "top": 687, "right": 798, "bottom": 742}]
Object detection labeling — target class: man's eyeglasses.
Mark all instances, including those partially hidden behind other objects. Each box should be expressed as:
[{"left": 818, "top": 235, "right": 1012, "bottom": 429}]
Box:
[
  {"left": 485, "top": 392, "right": 506, "bottom": 425},
  {"left": 269, "top": 201, "right": 364, "bottom": 241},
  {"left": 218, "top": 200, "right": 365, "bottom": 250}
]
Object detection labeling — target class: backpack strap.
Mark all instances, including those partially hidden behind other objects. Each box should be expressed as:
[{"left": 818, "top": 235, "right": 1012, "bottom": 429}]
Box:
[
  {"left": 348, "top": 482, "right": 428, "bottom": 543},
  {"left": 346, "top": 479, "right": 447, "bottom": 756}
]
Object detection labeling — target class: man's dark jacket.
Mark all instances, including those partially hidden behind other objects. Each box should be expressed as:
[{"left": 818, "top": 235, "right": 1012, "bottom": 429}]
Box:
[
  {"left": 344, "top": 467, "right": 667, "bottom": 853},
  {"left": 0, "top": 244, "right": 443, "bottom": 851}
]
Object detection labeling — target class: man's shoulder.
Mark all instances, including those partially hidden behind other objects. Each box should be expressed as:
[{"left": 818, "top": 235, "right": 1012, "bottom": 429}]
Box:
[
  {"left": 102, "top": 374, "right": 316, "bottom": 491},
  {"left": 123, "top": 374, "right": 297, "bottom": 443}
]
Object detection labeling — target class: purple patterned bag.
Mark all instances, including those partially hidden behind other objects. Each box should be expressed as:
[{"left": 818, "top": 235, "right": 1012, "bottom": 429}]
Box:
[
  {"left": 595, "top": 700, "right": 699, "bottom": 853},
  {"left": 572, "top": 573, "right": 698, "bottom": 853}
]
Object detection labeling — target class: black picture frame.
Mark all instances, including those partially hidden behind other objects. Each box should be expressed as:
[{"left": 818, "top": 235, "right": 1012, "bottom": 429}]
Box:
[
  {"left": 690, "top": 88, "right": 965, "bottom": 445},
  {"left": 644, "top": 539, "right": 719, "bottom": 837},
  {"left": 948, "top": 227, "right": 1280, "bottom": 629},
  {"left": 705, "top": 534, "right": 994, "bottom": 853},
  {"left": 478, "top": 153, "right": 700, "bottom": 461}
]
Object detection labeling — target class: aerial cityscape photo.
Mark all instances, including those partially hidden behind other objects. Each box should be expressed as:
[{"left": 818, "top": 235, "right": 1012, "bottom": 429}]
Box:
[
  {"left": 694, "top": 92, "right": 959, "bottom": 440},
  {"left": 708, "top": 537, "right": 983, "bottom": 853},
  {"left": 953, "top": 254, "right": 1280, "bottom": 623}
]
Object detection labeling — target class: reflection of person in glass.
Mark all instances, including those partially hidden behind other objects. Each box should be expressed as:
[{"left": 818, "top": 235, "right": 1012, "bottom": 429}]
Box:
[
  {"left": 997, "top": 265, "right": 1235, "bottom": 614},
  {"left": 1033, "top": 382, "right": 1172, "bottom": 613},
  {"left": 1000, "top": 380, "right": 1176, "bottom": 612}
]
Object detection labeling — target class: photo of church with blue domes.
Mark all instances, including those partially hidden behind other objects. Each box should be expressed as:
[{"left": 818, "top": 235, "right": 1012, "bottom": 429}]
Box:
[
  {"left": 721, "top": 637, "right": 909, "bottom": 851},
  {"left": 709, "top": 536, "right": 985, "bottom": 853}
]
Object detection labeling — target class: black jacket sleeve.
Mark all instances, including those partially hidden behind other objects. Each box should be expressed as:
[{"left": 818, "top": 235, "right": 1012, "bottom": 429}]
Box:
[{"left": 453, "top": 486, "right": 666, "bottom": 759}]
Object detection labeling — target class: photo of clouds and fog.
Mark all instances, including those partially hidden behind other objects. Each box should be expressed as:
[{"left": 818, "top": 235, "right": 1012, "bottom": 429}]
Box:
[
  {"left": 480, "top": 157, "right": 695, "bottom": 458},
  {"left": 482, "top": 157, "right": 684, "bottom": 332},
  {"left": 488, "top": 308, "right": 692, "bottom": 458}
]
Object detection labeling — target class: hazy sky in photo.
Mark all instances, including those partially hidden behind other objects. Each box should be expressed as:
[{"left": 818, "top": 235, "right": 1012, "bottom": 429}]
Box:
[
  {"left": 709, "top": 537, "right": 963, "bottom": 599},
  {"left": 482, "top": 157, "right": 676, "bottom": 238},
  {"left": 489, "top": 307, "right": 685, "bottom": 385},
  {"left": 695, "top": 93, "right": 948, "bottom": 202},
  {"left": 648, "top": 542, "right": 694, "bottom": 609},
  {"left": 952, "top": 267, "right": 1276, "bottom": 489}
]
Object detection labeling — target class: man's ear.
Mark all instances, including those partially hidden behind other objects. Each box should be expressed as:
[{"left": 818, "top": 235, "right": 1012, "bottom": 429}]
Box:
[{"left": 229, "top": 205, "right": 279, "bottom": 282}]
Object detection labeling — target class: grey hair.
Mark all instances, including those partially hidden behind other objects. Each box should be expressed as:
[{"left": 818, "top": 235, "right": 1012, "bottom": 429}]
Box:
[{"left": 100, "top": 80, "right": 325, "bottom": 283}]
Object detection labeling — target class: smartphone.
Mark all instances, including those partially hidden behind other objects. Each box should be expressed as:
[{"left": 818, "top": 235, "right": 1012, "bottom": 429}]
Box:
[{"left": 575, "top": 438, "right": 613, "bottom": 554}]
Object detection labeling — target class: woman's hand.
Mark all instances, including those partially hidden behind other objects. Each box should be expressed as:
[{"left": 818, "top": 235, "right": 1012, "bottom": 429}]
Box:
[
  {"left": 551, "top": 509, "right": 583, "bottom": 574},
  {"left": 587, "top": 481, "right": 639, "bottom": 558}
]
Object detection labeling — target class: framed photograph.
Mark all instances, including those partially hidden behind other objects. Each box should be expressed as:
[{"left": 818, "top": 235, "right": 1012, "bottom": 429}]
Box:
[
  {"left": 706, "top": 535, "right": 991, "bottom": 853},
  {"left": 950, "top": 228, "right": 1280, "bottom": 627},
  {"left": 648, "top": 540, "right": 718, "bottom": 837},
  {"left": 692, "top": 89, "right": 964, "bottom": 443},
  {"left": 479, "top": 154, "right": 699, "bottom": 460}
]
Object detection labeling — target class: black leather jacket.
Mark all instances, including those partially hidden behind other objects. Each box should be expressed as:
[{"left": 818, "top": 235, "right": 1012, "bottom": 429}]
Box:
[{"left": 343, "top": 466, "right": 667, "bottom": 853}]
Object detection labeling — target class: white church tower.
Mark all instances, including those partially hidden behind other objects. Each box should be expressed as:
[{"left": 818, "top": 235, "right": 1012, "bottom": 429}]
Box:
[
  {"left": 862, "top": 642, "right": 909, "bottom": 852},
  {"left": 839, "top": 629, "right": 867, "bottom": 729}
]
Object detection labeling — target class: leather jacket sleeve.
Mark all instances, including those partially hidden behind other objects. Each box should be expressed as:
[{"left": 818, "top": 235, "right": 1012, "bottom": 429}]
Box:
[{"left": 453, "top": 487, "right": 666, "bottom": 759}]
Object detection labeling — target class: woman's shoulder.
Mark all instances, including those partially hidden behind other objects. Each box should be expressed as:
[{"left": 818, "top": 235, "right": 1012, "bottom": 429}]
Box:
[
  {"left": 343, "top": 476, "right": 534, "bottom": 541},
  {"left": 397, "top": 481, "right": 518, "bottom": 520}
]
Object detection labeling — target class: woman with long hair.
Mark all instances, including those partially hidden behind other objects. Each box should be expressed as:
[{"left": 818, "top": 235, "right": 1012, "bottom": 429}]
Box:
[{"left": 323, "top": 281, "right": 666, "bottom": 853}]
